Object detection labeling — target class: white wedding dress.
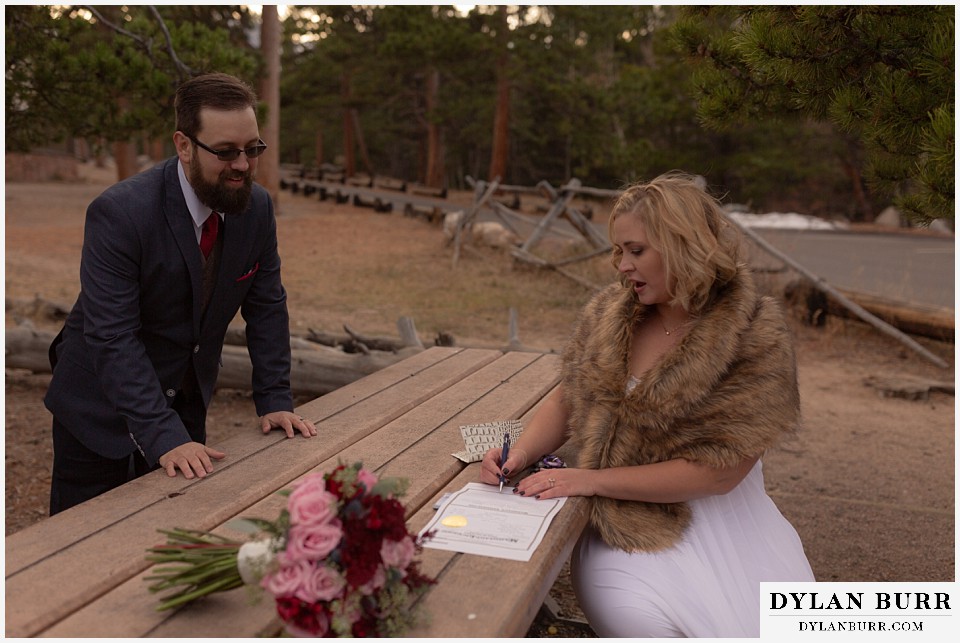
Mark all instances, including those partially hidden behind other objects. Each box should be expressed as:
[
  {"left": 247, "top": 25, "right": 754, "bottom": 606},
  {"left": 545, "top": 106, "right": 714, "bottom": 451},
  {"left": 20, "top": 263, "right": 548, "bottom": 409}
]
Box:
[{"left": 570, "top": 376, "right": 814, "bottom": 638}]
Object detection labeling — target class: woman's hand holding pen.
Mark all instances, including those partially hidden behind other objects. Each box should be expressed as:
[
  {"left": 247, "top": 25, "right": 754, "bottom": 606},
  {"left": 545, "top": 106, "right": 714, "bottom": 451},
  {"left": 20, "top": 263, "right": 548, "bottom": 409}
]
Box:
[
  {"left": 479, "top": 446, "right": 528, "bottom": 487},
  {"left": 479, "top": 450, "right": 597, "bottom": 499}
]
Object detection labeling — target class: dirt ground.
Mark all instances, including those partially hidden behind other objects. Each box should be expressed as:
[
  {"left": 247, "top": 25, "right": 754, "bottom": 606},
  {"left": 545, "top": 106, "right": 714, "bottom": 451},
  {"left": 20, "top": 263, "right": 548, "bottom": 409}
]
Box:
[{"left": 4, "top": 163, "right": 955, "bottom": 636}]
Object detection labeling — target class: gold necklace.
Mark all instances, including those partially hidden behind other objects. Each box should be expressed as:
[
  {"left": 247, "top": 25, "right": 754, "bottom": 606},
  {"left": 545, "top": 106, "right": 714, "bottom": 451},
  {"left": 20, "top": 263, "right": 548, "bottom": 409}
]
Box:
[{"left": 657, "top": 313, "right": 687, "bottom": 336}]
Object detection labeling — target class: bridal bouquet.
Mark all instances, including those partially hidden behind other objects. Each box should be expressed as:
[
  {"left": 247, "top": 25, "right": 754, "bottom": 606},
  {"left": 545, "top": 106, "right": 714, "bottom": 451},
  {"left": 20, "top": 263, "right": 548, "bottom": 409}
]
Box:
[{"left": 146, "top": 462, "right": 435, "bottom": 637}]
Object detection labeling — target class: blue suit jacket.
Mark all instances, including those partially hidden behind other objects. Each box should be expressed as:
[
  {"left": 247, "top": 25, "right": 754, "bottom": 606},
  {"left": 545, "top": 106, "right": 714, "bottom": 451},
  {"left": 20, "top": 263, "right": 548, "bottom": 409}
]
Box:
[{"left": 45, "top": 157, "right": 293, "bottom": 464}]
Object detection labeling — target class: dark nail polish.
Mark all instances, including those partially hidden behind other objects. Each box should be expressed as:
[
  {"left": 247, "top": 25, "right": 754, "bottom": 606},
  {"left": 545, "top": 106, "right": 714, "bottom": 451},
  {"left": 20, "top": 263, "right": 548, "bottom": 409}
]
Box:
[
  {"left": 512, "top": 487, "right": 518, "bottom": 494},
  {"left": 518, "top": 491, "right": 525, "bottom": 496},
  {"left": 535, "top": 494, "right": 541, "bottom": 499},
  {"left": 502, "top": 468, "right": 510, "bottom": 476}
]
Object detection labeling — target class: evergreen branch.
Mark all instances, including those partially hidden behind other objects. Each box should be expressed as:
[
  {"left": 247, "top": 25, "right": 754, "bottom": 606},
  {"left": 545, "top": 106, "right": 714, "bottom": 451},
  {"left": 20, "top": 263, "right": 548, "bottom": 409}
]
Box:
[
  {"left": 147, "top": 5, "right": 194, "bottom": 81},
  {"left": 78, "top": 5, "right": 193, "bottom": 81},
  {"left": 78, "top": 5, "right": 151, "bottom": 49}
]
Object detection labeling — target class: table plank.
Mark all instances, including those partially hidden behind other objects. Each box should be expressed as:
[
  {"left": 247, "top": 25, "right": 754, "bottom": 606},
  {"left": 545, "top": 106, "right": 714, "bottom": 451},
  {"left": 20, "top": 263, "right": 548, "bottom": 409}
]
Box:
[
  {"left": 10, "top": 348, "right": 578, "bottom": 639},
  {"left": 6, "top": 347, "right": 499, "bottom": 637},
  {"left": 5, "top": 347, "right": 488, "bottom": 576}
]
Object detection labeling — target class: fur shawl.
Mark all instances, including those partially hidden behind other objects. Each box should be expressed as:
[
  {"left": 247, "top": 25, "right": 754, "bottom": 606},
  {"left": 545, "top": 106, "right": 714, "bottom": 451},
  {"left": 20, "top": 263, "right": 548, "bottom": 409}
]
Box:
[{"left": 561, "top": 269, "right": 800, "bottom": 553}]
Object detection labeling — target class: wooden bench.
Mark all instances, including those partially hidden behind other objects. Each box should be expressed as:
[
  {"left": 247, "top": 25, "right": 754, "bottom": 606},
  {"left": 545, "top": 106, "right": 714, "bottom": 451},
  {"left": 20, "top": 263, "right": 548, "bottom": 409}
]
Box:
[{"left": 5, "top": 347, "right": 588, "bottom": 637}]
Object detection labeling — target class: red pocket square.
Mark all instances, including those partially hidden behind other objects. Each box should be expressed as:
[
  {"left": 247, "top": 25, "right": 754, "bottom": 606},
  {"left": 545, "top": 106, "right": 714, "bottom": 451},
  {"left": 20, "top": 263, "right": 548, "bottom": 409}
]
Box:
[{"left": 236, "top": 262, "right": 259, "bottom": 282}]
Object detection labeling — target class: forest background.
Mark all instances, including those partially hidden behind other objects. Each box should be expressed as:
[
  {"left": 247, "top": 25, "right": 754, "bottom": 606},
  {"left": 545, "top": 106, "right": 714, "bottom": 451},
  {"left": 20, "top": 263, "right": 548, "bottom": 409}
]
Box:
[{"left": 5, "top": 5, "right": 954, "bottom": 224}]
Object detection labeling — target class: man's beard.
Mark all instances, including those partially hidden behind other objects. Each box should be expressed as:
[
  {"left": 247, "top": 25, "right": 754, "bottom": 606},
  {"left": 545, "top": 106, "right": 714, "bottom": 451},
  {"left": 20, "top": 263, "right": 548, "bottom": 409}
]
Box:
[{"left": 189, "top": 161, "right": 254, "bottom": 216}]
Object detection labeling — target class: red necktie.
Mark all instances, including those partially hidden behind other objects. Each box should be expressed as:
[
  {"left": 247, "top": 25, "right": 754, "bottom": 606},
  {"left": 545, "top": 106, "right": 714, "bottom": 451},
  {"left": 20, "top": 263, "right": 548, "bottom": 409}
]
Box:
[{"left": 200, "top": 212, "right": 219, "bottom": 259}]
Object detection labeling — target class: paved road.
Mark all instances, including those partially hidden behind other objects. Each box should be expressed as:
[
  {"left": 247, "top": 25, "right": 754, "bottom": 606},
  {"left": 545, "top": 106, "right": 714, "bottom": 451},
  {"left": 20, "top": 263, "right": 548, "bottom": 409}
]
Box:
[{"left": 747, "top": 229, "right": 954, "bottom": 310}]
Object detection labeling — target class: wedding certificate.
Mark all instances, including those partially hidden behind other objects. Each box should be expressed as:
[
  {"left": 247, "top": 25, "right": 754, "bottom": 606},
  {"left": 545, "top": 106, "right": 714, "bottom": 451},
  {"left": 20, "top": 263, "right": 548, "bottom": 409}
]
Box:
[{"left": 418, "top": 482, "right": 567, "bottom": 562}]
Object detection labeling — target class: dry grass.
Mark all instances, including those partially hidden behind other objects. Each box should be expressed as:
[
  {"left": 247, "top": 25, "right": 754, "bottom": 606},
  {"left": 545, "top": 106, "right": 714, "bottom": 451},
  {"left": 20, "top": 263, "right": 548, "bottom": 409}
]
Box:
[{"left": 274, "top": 196, "right": 614, "bottom": 353}]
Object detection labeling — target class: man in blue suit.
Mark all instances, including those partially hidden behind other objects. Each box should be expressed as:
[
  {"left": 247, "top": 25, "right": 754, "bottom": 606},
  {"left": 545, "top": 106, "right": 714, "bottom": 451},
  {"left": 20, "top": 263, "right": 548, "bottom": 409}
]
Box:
[{"left": 45, "top": 73, "right": 318, "bottom": 514}]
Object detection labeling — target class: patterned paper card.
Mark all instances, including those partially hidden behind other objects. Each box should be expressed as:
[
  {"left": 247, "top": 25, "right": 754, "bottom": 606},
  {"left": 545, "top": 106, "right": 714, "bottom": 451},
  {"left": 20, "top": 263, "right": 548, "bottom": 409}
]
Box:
[{"left": 452, "top": 420, "right": 523, "bottom": 463}]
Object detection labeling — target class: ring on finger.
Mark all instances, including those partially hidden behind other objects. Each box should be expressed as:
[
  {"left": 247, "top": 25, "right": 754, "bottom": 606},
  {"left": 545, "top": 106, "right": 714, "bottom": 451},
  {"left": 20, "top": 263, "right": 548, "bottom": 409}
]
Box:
[{"left": 548, "top": 477, "right": 556, "bottom": 488}]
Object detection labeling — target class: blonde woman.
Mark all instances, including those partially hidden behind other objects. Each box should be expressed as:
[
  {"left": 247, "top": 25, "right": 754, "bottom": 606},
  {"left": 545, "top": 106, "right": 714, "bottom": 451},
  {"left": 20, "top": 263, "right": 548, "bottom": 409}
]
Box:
[{"left": 481, "top": 172, "right": 814, "bottom": 637}]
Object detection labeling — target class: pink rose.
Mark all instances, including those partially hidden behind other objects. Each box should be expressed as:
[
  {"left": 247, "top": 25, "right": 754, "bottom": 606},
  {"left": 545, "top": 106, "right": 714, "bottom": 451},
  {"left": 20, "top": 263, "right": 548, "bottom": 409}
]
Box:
[
  {"left": 295, "top": 564, "right": 346, "bottom": 603},
  {"left": 356, "top": 468, "right": 379, "bottom": 492},
  {"left": 283, "top": 521, "right": 343, "bottom": 563},
  {"left": 288, "top": 477, "right": 337, "bottom": 526},
  {"left": 261, "top": 559, "right": 312, "bottom": 598},
  {"left": 380, "top": 536, "right": 415, "bottom": 569}
]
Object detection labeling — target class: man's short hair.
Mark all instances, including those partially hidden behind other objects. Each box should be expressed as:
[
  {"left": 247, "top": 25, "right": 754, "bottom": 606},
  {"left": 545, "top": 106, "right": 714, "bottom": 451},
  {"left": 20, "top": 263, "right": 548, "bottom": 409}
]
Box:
[{"left": 175, "top": 72, "right": 258, "bottom": 138}]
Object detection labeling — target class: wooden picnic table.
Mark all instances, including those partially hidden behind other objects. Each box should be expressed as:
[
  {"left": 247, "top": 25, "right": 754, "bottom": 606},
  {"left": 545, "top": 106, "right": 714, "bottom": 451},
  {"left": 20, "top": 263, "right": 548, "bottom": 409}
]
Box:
[{"left": 5, "top": 347, "right": 589, "bottom": 637}]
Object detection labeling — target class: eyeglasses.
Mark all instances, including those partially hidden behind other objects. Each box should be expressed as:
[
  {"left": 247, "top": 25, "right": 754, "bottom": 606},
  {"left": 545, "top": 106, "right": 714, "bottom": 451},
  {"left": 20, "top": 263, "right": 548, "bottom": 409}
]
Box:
[{"left": 188, "top": 135, "right": 267, "bottom": 162}]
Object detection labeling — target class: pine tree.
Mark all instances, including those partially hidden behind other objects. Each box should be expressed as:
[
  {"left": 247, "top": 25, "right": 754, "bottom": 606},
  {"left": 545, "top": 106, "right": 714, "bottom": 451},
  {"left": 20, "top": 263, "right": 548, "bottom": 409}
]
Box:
[
  {"left": 5, "top": 5, "right": 259, "bottom": 162},
  {"left": 673, "top": 6, "right": 954, "bottom": 223}
]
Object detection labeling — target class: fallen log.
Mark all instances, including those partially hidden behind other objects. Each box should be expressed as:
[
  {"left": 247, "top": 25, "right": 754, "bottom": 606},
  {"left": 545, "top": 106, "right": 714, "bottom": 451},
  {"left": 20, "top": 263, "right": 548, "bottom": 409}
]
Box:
[
  {"left": 374, "top": 176, "right": 407, "bottom": 192},
  {"left": 5, "top": 322, "right": 422, "bottom": 398},
  {"left": 352, "top": 193, "right": 393, "bottom": 212},
  {"left": 409, "top": 184, "right": 447, "bottom": 199},
  {"left": 305, "top": 327, "right": 406, "bottom": 353},
  {"left": 5, "top": 321, "right": 54, "bottom": 373},
  {"left": 403, "top": 202, "right": 443, "bottom": 224},
  {"left": 831, "top": 290, "right": 954, "bottom": 342},
  {"left": 863, "top": 374, "right": 955, "bottom": 401},
  {"left": 346, "top": 174, "right": 374, "bottom": 188},
  {"left": 784, "top": 280, "right": 954, "bottom": 342},
  {"left": 7, "top": 295, "right": 72, "bottom": 324},
  {"left": 218, "top": 343, "right": 421, "bottom": 397}
]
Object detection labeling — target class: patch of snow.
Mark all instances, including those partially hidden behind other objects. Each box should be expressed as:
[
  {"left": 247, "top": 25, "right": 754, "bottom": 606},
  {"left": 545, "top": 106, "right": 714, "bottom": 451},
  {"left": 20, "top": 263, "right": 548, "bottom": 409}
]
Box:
[{"left": 725, "top": 211, "right": 846, "bottom": 231}]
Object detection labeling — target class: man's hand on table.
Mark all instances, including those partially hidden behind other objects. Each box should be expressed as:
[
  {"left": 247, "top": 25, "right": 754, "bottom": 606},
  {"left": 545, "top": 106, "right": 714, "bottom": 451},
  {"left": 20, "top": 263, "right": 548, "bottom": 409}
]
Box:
[
  {"left": 260, "top": 411, "right": 318, "bottom": 438},
  {"left": 159, "top": 442, "right": 226, "bottom": 479},
  {"left": 157, "top": 412, "right": 316, "bottom": 481}
]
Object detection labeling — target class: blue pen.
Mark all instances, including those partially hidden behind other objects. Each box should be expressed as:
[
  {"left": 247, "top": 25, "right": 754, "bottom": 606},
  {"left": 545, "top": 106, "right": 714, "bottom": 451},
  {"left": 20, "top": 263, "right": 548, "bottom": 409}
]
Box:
[{"left": 498, "top": 432, "right": 511, "bottom": 492}]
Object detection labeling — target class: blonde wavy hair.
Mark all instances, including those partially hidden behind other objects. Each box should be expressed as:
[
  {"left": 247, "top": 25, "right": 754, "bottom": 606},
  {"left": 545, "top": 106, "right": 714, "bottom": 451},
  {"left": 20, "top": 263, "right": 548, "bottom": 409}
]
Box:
[{"left": 608, "top": 171, "right": 742, "bottom": 315}]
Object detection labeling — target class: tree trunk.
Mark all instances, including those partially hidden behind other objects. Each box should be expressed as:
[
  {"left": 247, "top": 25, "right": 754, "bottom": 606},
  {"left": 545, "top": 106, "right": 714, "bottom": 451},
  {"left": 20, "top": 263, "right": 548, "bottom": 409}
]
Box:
[
  {"left": 259, "top": 6, "right": 282, "bottom": 209},
  {"left": 341, "top": 72, "right": 356, "bottom": 176},
  {"left": 315, "top": 129, "right": 324, "bottom": 166},
  {"left": 96, "top": 7, "right": 138, "bottom": 183},
  {"left": 95, "top": 139, "right": 107, "bottom": 168},
  {"left": 488, "top": 5, "right": 510, "bottom": 182},
  {"left": 425, "top": 66, "right": 445, "bottom": 189},
  {"left": 149, "top": 137, "right": 166, "bottom": 162},
  {"left": 112, "top": 138, "right": 138, "bottom": 182},
  {"left": 351, "top": 109, "right": 373, "bottom": 175},
  {"left": 5, "top": 323, "right": 423, "bottom": 398},
  {"left": 841, "top": 136, "right": 872, "bottom": 222}
]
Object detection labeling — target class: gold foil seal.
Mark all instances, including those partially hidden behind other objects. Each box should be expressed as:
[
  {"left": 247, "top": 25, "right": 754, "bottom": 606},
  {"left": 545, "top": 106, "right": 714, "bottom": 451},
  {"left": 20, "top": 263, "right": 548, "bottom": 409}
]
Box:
[{"left": 441, "top": 515, "right": 468, "bottom": 528}]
